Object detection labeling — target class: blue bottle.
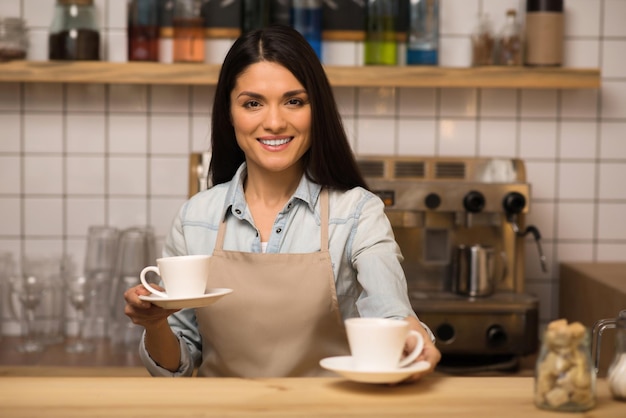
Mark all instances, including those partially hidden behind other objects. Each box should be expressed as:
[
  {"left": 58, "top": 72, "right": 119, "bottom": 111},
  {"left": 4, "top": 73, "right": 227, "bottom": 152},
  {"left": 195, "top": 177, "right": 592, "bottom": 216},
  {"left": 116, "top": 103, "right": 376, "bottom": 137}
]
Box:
[
  {"left": 290, "top": 0, "right": 323, "bottom": 59},
  {"left": 407, "top": 0, "right": 439, "bottom": 65}
]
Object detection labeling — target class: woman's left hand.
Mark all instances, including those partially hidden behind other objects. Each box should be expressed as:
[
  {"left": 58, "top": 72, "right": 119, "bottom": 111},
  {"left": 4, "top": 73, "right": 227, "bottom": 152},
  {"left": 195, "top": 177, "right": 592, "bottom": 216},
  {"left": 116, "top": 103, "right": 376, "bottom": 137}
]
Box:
[{"left": 401, "top": 316, "right": 442, "bottom": 383}]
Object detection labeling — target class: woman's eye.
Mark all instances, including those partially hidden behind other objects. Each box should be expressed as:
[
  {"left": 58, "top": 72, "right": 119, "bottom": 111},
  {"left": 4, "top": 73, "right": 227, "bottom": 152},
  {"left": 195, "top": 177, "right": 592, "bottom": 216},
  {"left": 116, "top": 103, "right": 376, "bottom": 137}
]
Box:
[
  {"left": 286, "top": 98, "right": 305, "bottom": 106},
  {"left": 244, "top": 100, "right": 261, "bottom": 109}
]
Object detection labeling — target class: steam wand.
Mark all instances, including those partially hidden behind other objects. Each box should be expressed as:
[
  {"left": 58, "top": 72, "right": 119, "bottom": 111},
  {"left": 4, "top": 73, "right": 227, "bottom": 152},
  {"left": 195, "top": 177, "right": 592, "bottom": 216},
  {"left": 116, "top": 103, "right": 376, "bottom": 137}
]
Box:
[
  {"left": 507, "top": 218, "right": 548, "bottom": 273},
  {"left": 502, "top": 191, "right": 548, "bottom": 273}
]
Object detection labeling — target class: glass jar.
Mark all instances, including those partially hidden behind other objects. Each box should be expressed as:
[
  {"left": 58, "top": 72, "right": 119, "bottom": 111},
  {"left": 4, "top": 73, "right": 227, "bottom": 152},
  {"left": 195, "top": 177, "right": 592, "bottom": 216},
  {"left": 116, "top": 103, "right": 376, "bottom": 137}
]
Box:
[
  {"left": 172, "top": 0, "right": 204, "bottom": 63},
  {"left": 593, "top": 310, "right": 626, "bottom": 401},
  {"left": 535, "top": 319, "right": 596, "bottom": 412},
  {"left": 493, "top": 9, "right": 523, "bottom": 66},
  {"left": 365, "top": 0, "right": 398, "bottom": 65},
  {"left": 241, "top": 0, "right": 271, "bottom": 34},
  {"left": 128, "top": 0, "right": 160, "bottom": 61},
  {"left": 290, "top": 0, "right": 322, "bottom": 60},
  {"left": 471, "top": 13, "right": 494, "bottom": 66},
  {"left": 48, "top": 0, "right": 101, "bottom": 60},
  {"left": 406, "top": 0, "right": 439, "bottom": 65},
  {"left": 0, "top": 17, "right": 28, "bottom": 62}
]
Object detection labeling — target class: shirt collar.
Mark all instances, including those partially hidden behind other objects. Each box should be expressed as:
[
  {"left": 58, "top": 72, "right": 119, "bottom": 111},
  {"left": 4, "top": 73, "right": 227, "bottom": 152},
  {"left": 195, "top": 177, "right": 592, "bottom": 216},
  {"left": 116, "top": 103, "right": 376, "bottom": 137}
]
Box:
[{"left": 223, "top": 163, "right": 322, "bottom": 219}]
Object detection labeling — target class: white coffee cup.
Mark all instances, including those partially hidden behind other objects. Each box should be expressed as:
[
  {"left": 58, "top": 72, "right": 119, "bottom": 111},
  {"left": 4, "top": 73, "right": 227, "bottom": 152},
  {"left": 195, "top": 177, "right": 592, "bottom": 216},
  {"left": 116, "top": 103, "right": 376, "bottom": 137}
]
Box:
[
  {"left": 345, "top": 317, "right": 424, "bottom": 371},
  {"left": 139, "top": 255, "right": 211, "bottom": 299}
]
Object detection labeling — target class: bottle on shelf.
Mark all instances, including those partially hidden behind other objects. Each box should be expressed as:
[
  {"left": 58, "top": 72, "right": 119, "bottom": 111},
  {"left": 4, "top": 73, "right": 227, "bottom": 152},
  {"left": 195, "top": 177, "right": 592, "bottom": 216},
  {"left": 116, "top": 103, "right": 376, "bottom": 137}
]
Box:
[
  {"left": 493, "top": 9, "right": 522, "bottom": 66},
  {"left": 365, "top": 0, "right": 398, "bottom": 65},
  {"left": 406, "top": 0, "right": 439, "bottom": 65},
  {"left": 471, "top": 13, "right": 494, "bottom": 66},
  {"left": 241, "top": 0, "right": 272, "bottom": 34},
  {"left": 290, "top": 0, "right": 323, "bottom": 60},
  {"left": 158, "top": 0, "right": 174, "bottom": 63},
  {"left": 48, "top": 0, "right": 101, "bottom": 61},
  {"left": 128, "top": 0, "right": 160, "bottom": 62},
  {"left": 172, "top": 0, "right": 204, "bottom": 63}
]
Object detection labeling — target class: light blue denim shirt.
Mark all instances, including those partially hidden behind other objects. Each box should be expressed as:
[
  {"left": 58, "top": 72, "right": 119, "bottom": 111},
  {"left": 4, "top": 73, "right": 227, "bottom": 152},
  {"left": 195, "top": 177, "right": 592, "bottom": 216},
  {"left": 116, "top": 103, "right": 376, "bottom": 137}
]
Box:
[{"left": 140, "top": 163, "right": 431, "bottom": 376}]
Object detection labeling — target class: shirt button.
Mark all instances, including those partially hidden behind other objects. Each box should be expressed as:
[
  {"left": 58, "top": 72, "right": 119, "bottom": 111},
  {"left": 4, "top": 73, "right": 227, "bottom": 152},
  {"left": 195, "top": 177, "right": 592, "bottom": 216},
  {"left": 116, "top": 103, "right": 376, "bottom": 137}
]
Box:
[
  {"left": 287, "top": 203, "right": 292, "bottom": 209},
  {"left": 235, "top": 209, "right": 241, "bottom": 215},
  {"left": 276, "top": 228, "right": 282, "bottom": 234}
]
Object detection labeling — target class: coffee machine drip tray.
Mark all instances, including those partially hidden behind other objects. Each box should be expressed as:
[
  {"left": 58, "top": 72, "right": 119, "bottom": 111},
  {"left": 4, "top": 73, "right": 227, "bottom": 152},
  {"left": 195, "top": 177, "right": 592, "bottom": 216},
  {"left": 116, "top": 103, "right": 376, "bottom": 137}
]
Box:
[
  {"left": 410, "top": 290, "right": 538, "bottom": 313},
  {"left": 409, "top": 291, "right": 539, "bottom": 359}
]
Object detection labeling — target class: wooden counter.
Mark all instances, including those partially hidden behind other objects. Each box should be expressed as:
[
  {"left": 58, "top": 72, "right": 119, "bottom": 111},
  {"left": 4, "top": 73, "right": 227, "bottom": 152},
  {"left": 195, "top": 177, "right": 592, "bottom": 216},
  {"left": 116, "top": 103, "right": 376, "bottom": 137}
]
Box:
[
  {"left": 0, "top": 375, "right": 621, "bottom": 417},
  {"left": 559, "top": 262, "right": 626, "bottom": 376}
]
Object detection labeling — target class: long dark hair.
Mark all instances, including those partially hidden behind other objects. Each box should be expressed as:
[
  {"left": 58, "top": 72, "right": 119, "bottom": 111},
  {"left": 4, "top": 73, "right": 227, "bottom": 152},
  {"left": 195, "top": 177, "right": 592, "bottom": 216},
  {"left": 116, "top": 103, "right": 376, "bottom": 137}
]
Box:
[{"left": 209, "top": 25, "right": 368, "bottom": 191}]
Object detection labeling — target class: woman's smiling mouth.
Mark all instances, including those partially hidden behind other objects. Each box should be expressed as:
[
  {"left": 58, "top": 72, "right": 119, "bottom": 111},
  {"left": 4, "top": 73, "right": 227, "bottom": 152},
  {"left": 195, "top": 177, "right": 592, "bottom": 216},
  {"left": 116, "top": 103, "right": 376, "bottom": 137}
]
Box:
[{"left": 259, "top": 137, "right": 293, "bottom": 146}]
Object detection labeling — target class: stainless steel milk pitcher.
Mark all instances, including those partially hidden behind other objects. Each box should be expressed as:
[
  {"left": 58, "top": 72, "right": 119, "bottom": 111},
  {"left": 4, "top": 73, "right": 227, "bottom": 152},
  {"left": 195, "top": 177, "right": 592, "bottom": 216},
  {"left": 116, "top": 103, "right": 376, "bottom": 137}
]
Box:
[{"left": 452, "top": 244, "right": 500, "bottom": 297}]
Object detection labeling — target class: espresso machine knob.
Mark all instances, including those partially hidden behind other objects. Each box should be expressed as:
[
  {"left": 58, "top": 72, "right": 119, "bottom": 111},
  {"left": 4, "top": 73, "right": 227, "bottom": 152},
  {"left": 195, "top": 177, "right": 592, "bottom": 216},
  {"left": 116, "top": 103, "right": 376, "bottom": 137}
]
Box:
[
  {"left": 424, "top": 193, "right": 441, "bottom": 209},
  {"left": 486, "top": 324, "right": 508, "bottom": 347},
  {"left": 502, "top": 191, "right": 526, "bottom": 214},
  {"left": 435, "top": 323, "right": 456, "bottom": 344},
  {"left": 463, "top": 190, "right": 486, "bottom": 213}
]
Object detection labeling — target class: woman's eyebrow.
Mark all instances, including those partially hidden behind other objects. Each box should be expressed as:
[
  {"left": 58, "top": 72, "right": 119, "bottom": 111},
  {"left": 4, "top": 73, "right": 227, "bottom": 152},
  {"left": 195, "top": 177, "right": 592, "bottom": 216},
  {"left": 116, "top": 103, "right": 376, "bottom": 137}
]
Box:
[
  {"left": 236, "top": 89, "right": 308, "bottom": 100},
  {"left": 236, "top": 91, "right": 264, "bottom": 100},
  {"left": 282, "top": 89, "right": 307, "bottom": 98}
]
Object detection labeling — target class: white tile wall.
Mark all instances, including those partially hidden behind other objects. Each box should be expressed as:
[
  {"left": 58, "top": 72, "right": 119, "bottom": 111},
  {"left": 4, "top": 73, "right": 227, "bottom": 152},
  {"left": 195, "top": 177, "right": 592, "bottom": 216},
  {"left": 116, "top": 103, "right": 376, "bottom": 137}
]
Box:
[
  {"left": 1, "top": 0, "right": 626, "bottom": 335},
  {"left": 559, "top": 122, "right": 597, "bottom": 159},
  {"left": 480, "top": 89, "right": 517, "bottom": 117},
  {"left": 600, "top": 122, "right": 626, "bottom": 159},
  {"left": 438, "top": 119, "right": 477, "bottom": 155},
  {"left": 478, "top": 120, "right": 517, "bottom": 157}
]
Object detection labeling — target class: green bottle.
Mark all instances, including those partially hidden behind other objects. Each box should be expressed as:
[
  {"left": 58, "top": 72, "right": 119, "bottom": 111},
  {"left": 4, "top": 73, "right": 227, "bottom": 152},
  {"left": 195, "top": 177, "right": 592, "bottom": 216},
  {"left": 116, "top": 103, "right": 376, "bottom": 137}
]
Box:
[
  {"left": 365, "top": 0, "right": 397, "bottom": 65},
  {"left": 241, "top": 0, "right": 271, "bottom": 33}
]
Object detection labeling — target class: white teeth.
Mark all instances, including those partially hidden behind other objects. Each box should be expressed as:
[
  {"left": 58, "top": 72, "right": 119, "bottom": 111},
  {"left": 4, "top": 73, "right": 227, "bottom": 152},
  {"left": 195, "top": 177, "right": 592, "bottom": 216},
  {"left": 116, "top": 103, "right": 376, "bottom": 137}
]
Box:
[{"left": 260, "top": 138, "right": 291, "bottom": 146}]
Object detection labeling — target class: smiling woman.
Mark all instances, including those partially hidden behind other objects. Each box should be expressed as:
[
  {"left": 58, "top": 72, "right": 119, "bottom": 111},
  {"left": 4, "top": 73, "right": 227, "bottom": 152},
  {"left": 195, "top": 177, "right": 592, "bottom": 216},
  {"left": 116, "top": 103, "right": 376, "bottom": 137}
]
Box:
[
  {"left": 123, "top": 24, "right": 441, "bottom": 380},
  {"left": 230, "top": 61, "right": 312, "bottom": 188}
]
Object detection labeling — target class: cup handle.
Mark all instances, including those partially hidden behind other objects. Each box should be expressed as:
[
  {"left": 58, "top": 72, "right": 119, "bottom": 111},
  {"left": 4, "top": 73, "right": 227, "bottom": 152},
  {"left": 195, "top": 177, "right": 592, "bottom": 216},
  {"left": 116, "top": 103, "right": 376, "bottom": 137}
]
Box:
[
  {"left": 140, "top": 266, "right": 167, "bottom": 298},
  {"left": 398, "top": 330, "right": 424, "bottom": 368}
]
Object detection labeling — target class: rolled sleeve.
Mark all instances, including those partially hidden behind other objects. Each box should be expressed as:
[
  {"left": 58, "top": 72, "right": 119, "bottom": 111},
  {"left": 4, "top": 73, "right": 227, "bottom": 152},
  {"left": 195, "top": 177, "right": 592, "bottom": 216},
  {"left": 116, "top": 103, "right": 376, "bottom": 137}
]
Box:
[{"left": 138, "top": 330, "right": 196, "bottom": 377}]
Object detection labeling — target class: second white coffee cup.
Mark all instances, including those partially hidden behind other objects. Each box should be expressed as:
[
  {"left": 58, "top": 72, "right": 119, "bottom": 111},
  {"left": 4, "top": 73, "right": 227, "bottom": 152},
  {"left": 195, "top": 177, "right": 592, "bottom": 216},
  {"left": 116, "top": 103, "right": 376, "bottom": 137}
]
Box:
[
  {"left": 140, "top": 254, "right": 211, "bottom": 299},
  {"left": 345, "top": 317, "right": 424, "bottom": 371}
]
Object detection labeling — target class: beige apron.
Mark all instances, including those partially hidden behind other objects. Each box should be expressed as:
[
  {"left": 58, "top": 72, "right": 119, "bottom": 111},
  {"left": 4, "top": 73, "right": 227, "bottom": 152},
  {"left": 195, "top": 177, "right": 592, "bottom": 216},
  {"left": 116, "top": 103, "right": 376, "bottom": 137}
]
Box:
[{"left": 196, "top": 189, "right": 350, "bottom": 377}]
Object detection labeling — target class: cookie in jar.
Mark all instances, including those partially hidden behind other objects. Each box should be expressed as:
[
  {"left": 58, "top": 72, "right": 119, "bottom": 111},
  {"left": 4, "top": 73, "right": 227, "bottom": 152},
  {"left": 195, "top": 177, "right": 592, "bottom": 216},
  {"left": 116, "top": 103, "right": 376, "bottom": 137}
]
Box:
[{"left": 535, "top": 319, "right": 596, "bottom": 412}]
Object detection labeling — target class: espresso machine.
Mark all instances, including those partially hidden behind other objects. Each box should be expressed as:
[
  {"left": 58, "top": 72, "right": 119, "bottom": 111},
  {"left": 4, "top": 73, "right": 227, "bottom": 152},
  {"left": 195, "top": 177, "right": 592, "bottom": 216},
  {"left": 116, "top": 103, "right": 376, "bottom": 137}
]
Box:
[{"left": 357, "top": 156, "right": 544, "bottom": 372}]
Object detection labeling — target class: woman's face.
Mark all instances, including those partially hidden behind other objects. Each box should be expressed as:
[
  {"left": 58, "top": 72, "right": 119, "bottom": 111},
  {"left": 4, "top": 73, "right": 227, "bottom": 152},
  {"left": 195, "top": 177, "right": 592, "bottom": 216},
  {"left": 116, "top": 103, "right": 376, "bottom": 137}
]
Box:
[{"left": 230, "top": 61, "right": 312, "bottom": 177}]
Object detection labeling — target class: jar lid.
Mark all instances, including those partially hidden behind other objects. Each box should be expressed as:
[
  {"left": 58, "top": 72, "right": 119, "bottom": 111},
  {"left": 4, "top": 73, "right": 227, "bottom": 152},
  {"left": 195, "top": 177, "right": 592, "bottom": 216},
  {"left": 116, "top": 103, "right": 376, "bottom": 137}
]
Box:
[
  {"left": 526, "top": 0, "right": 563, "bottom": 12},
  {"left": 57, "top": 0, "right": 94, "bottom": 5}
]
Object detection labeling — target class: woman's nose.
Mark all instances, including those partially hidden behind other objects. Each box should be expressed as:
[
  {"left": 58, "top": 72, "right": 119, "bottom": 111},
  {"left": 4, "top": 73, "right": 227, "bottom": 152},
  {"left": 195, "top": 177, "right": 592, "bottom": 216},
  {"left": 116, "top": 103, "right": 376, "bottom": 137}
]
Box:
[{"left": 262, "top": 106, "right": 287, "bottom": 131}]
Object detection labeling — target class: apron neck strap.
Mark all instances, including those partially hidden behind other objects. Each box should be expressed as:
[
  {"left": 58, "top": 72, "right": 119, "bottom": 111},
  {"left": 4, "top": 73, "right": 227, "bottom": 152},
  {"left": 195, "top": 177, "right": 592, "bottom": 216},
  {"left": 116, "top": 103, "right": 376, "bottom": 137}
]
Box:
[{"left": 319, "top": 188, "right": 329, "bottom": 251}]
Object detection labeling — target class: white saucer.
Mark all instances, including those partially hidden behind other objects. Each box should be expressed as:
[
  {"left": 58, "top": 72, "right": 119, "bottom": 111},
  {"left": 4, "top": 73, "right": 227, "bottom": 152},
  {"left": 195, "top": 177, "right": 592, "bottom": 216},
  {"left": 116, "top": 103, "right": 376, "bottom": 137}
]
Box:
[
  {"left": 320, "top": 356, "right": 430, "bottom": 384},
  {"left": 139, "top": 288, "right": 233, "bottom": 309}
]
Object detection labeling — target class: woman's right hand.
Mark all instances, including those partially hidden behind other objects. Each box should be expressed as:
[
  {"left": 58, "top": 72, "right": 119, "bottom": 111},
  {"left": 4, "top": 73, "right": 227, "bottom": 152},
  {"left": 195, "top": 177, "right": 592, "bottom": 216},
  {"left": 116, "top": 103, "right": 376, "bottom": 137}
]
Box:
[
  {"left": 124, "top": 284, "right": 179, "bottom": 330},
  {"left": 124, "top": 284, "right": 184, "bottom": 372}
]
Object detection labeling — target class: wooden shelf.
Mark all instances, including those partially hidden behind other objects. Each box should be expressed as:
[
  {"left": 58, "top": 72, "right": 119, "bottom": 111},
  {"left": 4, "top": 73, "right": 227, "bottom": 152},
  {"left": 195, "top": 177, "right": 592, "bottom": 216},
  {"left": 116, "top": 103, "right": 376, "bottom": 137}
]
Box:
[{"left": 0, "top": 60, "right": 600, "bottom": 89}]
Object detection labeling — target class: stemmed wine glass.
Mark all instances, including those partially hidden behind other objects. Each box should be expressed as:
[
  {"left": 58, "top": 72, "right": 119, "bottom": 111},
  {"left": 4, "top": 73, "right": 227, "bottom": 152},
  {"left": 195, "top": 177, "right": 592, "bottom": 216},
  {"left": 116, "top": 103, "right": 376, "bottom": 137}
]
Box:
[
  {"left": 64, "top": 274, "right": 94, "bottom": 353},
  {"left": 10, "top": 275, "right": 45, "bottom": 353}
]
